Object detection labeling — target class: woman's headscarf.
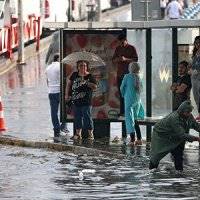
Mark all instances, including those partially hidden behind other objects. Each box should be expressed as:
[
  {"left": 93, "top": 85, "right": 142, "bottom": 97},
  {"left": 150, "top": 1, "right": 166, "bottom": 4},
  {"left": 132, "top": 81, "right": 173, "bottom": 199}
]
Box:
[{"left": 128, "top": 62, "right": 142, "bottom": 93}]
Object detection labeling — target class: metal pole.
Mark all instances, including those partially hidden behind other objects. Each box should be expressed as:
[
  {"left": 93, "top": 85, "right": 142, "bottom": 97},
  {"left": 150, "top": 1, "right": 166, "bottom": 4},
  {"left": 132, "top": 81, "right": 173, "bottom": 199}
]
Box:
[
  {"left": 68, "top": 0, "right": 71, "bottom": 21},
  {"left": 146, "top": 28, "right": 152, "bottom": 142},
  {"left": 144, "top": 0, "right": 151, "bottom": 21},
  {"left": 40, "top": 0, "right": 44, "bottom": 23},
  {"left": 17, "top": 0, "right": 25, "bottom": 64},
  {"left": 145, "top": 0, "right": 148, "bottom": 21},
  {"left": 60, "top": 29, "right": 65, "bottom": 123},
  {"left": 172, "top": 28, "right": 178, "bottom": 111},
  {"left": 97, "top": 0, "right": 101, "bottom": 21},
  {"left": 36, "top": 17, "right": 41, "bottom": 51},
  {"left": 131, "top": 0, "right": 134, "bottom": 21}
]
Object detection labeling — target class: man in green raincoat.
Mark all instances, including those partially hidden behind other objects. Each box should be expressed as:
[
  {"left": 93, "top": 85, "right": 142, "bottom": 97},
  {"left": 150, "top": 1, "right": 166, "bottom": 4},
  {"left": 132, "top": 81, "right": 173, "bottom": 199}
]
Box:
[{"left": 149, "top": 101, "right": 200, "bottom": 171}]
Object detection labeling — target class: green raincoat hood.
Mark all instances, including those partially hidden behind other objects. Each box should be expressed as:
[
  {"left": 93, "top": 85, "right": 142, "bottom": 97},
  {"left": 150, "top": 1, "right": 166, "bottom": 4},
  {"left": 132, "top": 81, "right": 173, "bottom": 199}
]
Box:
[{"left": 177, "top": 101, "right": 194, "bottom": 114}]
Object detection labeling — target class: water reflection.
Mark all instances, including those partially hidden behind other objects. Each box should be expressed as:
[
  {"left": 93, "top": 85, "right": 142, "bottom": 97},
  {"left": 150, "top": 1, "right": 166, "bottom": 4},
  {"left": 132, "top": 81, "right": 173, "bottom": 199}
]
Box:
[
  {"left": 0, "top": 52, "right": 52, "bottom": 140},
  {"left": 0, "top": 145, "right": 199, "bottom": 199},
  {"left": 0, "top": 54, "right": 42, "bottom": 94}
]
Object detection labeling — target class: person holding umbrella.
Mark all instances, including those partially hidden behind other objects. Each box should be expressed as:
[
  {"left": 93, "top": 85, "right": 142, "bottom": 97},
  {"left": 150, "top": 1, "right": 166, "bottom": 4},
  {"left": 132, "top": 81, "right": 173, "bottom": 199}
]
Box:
[{"left": 66, "top": 60, "right": 97, "bottom": 140}]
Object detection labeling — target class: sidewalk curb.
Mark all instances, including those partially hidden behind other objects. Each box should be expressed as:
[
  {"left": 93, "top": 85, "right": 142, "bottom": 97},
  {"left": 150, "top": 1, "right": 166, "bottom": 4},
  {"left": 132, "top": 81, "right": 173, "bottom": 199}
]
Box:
[{"left": 0, "top": 136, "right": 126, "bottom": 159}]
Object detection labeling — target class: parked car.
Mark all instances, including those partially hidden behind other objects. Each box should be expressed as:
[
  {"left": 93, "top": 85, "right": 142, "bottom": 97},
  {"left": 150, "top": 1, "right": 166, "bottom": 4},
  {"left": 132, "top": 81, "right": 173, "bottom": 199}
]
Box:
[
  {"left": 110, "top": 0, "right": 130, "bottom": 7},
  {"left": 110, "top": 0, "right": 123, "bottom": 7}
]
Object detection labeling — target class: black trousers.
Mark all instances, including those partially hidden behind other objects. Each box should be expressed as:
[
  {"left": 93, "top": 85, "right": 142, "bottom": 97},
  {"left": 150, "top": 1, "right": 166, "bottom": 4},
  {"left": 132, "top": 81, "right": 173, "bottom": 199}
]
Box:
[
  {"left": 171, "top": 142, "right": 185, "bottom": 171},
  {"left": 149, "top": 142, "right": 185, "bottom": 170},
  {"left": 130, "top": 121, "right": 142, "bottom": 140},
  {"left": 117, "top": 75, "right": 124, "bottom": 115}
]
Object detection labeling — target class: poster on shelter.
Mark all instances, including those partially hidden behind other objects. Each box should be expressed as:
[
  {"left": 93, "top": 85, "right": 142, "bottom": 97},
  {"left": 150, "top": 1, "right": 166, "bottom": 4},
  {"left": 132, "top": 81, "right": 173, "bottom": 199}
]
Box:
[{"left": 63, "top": 31, "right": 123, "bottom": 119}]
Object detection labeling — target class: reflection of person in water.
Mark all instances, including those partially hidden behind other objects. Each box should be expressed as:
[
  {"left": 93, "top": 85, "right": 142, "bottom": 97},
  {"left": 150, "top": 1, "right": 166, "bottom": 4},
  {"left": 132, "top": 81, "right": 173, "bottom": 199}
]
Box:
[{"left": 112, "top": 33, "right": 138, "bottom": 117}]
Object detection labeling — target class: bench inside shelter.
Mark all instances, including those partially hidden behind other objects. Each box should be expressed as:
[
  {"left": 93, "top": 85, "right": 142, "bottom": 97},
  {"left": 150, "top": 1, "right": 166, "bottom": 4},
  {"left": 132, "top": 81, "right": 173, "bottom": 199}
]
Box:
[{"left": 67, "top": 116, "right": 163, "bottom": 142}]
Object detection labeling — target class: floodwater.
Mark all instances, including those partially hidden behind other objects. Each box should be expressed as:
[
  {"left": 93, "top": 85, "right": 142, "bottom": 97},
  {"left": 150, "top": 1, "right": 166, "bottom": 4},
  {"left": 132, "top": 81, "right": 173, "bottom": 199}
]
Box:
[
  {"left": 0, "top": 9, "right": 199, "bottom": 198},
  {"left": 0, "top": 51, "right": 53, "bottom": 141},
  {"left": 0, "top": 144, "right": 199, "bottom": 200}
]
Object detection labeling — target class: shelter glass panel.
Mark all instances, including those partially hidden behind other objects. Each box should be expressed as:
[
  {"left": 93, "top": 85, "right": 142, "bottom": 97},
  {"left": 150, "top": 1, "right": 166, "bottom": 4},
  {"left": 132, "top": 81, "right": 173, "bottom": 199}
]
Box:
[
  {"left": 127, "top": 29, "right": 146, "bottom": 137},
  {"left": 178, "top": 28, "right": 200, "bottom": 116},
  {"left": 127, "top": 29, "right": 146, "bottom": 105},
  {"left": 152, "top": 29, "right": 172, "bottom": 116}
]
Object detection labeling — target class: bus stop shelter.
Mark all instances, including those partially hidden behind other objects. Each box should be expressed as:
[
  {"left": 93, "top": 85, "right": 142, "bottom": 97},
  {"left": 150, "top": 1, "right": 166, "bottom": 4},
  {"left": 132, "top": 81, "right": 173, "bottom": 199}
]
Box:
[{"left": 44, "top": 20, "right": 200, "bottom": 141}]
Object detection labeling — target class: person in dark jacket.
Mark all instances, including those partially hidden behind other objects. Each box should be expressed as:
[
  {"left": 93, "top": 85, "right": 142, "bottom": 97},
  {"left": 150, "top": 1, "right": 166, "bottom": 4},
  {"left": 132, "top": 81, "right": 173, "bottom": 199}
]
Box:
[
  {"left": 170, "top": 60, "right": 191, "bottom": 111},
  {"left": 149, "top": 101, "right": 200, "bottom": 171},
  {"left": 112, "top": 33, "right": 138, "bottom": 117}
]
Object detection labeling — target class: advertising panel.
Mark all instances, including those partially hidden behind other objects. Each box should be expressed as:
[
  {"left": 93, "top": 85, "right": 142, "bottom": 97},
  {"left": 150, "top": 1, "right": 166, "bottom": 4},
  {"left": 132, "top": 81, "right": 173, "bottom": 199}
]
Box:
[{"left": 62, "top": 30, "right": 124, "bottom": 120}]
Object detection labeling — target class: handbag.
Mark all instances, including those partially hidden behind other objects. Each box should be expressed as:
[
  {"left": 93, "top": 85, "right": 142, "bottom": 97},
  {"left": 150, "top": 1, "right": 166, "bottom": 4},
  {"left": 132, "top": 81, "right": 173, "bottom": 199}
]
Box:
[{"left": 66, "top": 99, "right": 73, "bottom": 114}]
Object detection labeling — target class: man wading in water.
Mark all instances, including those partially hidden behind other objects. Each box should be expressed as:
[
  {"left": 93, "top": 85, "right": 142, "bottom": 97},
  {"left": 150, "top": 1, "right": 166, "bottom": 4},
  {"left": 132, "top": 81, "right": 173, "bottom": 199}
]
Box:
[{"left": 149, "top": 101, "right": 200, "bottom": 171}]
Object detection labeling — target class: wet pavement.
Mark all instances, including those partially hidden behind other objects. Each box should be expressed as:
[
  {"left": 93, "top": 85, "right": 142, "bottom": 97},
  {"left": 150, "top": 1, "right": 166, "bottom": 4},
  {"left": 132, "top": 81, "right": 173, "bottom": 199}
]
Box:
[
  {"left": 0, "top": 144, "right": 199, "bottom": 200},
  {"left": 0, "top": 47, "right": 199, "bottom": 200},
  {"left": 0, "top": 51, "right": 53, "bottom": 141},
  {"left": 0, "top": 6, "right": 200, "bottom": 199}
]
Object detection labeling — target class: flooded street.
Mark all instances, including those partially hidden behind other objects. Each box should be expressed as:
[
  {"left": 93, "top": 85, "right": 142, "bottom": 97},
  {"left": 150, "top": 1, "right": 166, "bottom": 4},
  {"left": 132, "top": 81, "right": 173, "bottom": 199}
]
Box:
[
  {"left": 0, "top": 5, "right": 200, "bottom": 199},
  {"left": 0, "top": 49, "right": 199, "bottom": 199},
  {"left": 0, "top": 51, "right": 53, "bottom": 140},
  {"left": 0, "top": 145, "right": 199, "bottom": 200}
]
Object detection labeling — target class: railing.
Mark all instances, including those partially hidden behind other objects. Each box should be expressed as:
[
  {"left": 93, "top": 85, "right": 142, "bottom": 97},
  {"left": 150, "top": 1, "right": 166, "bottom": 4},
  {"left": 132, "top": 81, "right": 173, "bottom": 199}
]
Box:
[
  {"left": 0, "top": 26, "right": 9, "bottom": 53},
  {"left": 0, "top": 14, "right": 41, "bottom": 58}
]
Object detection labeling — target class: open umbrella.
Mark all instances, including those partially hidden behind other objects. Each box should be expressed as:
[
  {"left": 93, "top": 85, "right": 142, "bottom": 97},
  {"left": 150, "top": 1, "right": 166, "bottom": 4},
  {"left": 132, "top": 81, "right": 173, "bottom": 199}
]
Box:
[{"left": 62, "top": 51, "right": 106, "bottom": 66}]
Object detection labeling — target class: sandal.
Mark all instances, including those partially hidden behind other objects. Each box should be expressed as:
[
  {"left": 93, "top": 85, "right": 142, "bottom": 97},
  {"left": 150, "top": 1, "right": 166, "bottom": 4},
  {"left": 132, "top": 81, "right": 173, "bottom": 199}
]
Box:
[
  {"left": 135, "top": 140, "right": 142, "bottom": 145},
  {"left": 70, "top": 134, "right": 82, "bottom": 140},
  {"left": 88, "top": 132, "right": 94, "bottom": 140},
  {"left": 112, "top": 136, "right": 120, "bottom": 143}
]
